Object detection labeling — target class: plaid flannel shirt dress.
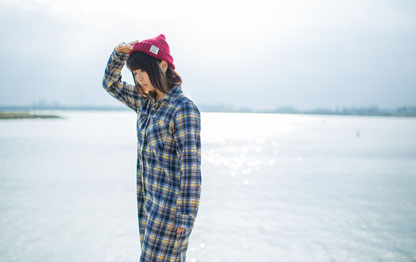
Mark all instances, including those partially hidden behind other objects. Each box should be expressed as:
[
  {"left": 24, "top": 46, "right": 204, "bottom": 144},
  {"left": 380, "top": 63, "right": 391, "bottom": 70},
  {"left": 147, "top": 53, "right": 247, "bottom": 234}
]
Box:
[{"left": 102, "top": 49, "right": 202, "bottom": 262}]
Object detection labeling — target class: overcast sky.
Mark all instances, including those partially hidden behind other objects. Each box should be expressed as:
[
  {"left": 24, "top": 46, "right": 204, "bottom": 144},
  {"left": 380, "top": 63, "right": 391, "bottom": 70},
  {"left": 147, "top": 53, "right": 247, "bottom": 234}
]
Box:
[{"left": 0, "top": 0, "right": 415, "bottom": 110}]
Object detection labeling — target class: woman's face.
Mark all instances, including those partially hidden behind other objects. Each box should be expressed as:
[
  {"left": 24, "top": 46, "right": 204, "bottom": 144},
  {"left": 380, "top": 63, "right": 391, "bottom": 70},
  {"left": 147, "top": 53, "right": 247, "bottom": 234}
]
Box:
[{"left": 133, "top": 69, "right": 155, "bottom": 93}]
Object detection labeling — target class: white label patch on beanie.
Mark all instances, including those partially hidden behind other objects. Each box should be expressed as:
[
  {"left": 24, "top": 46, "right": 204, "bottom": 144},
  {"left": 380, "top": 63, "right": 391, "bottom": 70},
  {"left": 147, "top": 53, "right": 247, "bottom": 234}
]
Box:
[{"left": 149, "top": 45, "right": 159, "bottom": 55}]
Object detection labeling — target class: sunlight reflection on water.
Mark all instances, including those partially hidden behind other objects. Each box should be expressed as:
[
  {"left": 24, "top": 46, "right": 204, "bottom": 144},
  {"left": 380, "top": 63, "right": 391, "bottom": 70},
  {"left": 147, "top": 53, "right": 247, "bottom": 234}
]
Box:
[{"left": 1, "top": 111, "right": 416, "bottom": 261}]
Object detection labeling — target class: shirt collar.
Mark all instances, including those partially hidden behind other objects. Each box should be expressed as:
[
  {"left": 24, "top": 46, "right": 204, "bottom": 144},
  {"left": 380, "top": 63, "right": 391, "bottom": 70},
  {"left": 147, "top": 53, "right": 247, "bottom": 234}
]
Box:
[{"left": 149, "top": 84, "right": 182, "bottom": 104}]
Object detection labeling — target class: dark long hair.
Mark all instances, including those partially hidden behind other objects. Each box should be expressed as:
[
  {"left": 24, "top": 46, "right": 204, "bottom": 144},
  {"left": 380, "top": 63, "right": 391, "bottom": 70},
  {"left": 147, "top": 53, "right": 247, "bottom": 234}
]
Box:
[{"left": 126, "top": 51, "right": 182, "bottom": 97}]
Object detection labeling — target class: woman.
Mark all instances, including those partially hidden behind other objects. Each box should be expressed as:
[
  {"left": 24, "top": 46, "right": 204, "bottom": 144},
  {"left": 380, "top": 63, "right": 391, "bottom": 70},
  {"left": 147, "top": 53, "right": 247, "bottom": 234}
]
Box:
[{"left": 102, "top": 34, "right": 202, "bottom": 262}]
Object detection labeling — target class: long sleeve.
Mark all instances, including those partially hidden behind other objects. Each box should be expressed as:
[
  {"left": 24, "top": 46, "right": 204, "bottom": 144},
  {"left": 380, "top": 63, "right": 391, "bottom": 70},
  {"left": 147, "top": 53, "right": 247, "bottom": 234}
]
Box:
[
  {"left": 102, "top": 49, "right": 142, "bottom": 112},
  {"left": 173, "top": 101, "right": 202, "bottom": 229}
]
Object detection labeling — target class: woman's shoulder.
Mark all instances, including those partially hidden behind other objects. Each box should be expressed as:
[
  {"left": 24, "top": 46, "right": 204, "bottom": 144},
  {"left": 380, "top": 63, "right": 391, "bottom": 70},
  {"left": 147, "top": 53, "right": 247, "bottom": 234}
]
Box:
[
  {"left": 170, "top": 94, "right": 200, "bottom": 116},
  {"left": 166, "top": 86, "right": 198, "bottom": 111}
]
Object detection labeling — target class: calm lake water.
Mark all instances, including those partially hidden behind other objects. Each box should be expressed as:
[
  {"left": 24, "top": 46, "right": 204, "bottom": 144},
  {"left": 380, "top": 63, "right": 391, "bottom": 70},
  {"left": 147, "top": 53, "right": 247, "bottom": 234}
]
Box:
[{"left": 0, "top": 111, "right": 415, "bottom": 262}]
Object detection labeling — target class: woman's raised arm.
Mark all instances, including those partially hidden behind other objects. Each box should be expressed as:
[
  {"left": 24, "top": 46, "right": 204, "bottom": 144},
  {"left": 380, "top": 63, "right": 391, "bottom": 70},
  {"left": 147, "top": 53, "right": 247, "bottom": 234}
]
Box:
[{"left": 102, "top": 41, "right": 143, "bottom": 112}]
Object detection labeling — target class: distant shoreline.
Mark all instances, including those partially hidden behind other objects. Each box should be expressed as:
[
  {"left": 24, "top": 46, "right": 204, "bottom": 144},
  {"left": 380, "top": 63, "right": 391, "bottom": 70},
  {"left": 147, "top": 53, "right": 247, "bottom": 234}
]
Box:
[
  {"left": 0, "top": 112, "right": 62, "bottom": 119},
  {"left": 1, "top": 104, "right": 415, "bottom": 118}
]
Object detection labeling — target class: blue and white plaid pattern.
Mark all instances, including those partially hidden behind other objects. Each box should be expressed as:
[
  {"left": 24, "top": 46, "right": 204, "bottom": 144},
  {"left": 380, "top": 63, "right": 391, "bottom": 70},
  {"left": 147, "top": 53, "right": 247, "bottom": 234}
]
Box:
[{"left": 103, "top": 49, "right": 201, "bottom": 261}]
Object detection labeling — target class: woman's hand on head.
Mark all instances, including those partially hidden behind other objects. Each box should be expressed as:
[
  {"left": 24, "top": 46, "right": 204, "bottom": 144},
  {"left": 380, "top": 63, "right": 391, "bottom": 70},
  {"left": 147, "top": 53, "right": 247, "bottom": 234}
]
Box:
[{"left": 115, "top": 40, "right": 140, "bottom": 54}]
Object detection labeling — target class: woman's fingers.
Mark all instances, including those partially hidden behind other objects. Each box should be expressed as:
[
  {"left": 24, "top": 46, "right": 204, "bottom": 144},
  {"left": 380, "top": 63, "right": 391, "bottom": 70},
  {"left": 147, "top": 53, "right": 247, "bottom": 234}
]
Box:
[
  {"left": 121, "top": 42, "right": 133, "bottom": 49},
  {"left": 115, "top": 40, "right": 139, "bottom": 53},
  {"left": 128, "top": 40, "right": 140, "bottom": 46}
]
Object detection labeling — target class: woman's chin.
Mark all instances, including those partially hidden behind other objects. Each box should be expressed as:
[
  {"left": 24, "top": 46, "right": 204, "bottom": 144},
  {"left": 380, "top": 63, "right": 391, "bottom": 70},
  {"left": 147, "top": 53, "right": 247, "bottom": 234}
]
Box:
[{"left": 142, "top": 86, "right": 153, "bottom": 92}]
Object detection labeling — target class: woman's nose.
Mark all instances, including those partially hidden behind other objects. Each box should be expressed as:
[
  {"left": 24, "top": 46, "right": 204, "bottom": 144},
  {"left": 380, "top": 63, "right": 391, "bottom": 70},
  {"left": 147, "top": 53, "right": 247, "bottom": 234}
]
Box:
[{"left": 136, "top": 74, "right": 143, "bottom": 82}]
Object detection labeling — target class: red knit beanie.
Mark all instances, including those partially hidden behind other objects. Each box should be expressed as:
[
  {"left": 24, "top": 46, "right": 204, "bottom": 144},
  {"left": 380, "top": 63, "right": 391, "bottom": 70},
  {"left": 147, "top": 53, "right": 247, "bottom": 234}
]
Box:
[{"left": 129, "top": 34, "right": 175, "bottom": 70}]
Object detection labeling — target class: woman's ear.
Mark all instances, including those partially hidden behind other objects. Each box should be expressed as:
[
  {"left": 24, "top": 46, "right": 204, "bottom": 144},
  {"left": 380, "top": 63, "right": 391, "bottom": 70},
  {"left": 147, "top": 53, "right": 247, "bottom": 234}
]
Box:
[{"left": 160, "top": 60, "right": 168, "bottom": 73}]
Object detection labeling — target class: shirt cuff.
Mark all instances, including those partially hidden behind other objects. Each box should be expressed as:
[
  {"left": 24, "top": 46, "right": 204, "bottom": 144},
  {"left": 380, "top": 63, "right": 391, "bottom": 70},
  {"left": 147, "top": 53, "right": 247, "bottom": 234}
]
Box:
[
  {"left": 174, "top": 212, "right": 196, "bottom": 229},
  {"left": 112, "top": 48, "right": 130, "bottom": 61}
]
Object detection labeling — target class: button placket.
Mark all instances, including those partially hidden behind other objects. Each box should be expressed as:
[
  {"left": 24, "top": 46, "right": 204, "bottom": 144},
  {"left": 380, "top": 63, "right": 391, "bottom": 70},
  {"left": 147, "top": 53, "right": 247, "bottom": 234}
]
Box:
[{"left": 142, "top": 101, "right": 155, "bottom": 145}]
